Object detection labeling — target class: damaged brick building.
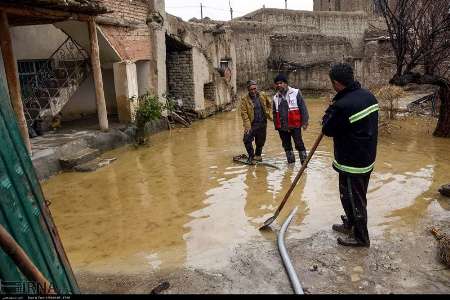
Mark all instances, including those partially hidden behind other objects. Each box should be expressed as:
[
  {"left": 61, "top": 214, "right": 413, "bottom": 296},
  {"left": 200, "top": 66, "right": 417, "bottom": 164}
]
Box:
[
  {"left": 231, "top": 0, "right": 395, "bottom": 93},
  {"left": 0, "top": 0, "right": 237, "bottom": 139},
  {"left": 0, "top": 0, "right": 393, "bottom": 143}
]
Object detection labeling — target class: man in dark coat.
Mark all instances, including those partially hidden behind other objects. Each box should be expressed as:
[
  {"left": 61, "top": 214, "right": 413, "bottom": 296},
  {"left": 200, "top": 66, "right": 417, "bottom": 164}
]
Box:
[{"left": 322, "top": 63, "right": 379, "bottom": 247}]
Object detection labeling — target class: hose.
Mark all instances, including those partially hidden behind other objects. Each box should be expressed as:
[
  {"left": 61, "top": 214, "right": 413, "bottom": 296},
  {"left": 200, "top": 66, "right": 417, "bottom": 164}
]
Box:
[{"left": 277, "top": 206, "right": 304, "bottom": 295}]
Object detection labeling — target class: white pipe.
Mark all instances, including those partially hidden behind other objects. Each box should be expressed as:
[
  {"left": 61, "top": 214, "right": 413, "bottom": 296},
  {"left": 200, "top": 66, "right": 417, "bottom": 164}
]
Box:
[{"left": 277, "top": 206, "right": 304, "bottom": 294}]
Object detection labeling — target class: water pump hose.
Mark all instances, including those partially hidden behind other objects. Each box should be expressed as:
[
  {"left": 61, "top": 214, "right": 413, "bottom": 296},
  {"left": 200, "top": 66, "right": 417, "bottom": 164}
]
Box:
[{"left": 277, "top": 206, "right": 304, "bottom": 294}]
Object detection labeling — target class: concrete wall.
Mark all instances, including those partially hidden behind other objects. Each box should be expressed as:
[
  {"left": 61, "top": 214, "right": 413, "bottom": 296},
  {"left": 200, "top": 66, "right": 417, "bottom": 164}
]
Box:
[
  {"left": 60, "top": 75, "right": 96, "bottom": 121},
  {"left": 313, "top": 0, "right": 383, "bottom": 15},
  {"left": 61, "top": 68, "right": 117, "bottom": 121},
  {"left": 230, "top": 21, "right": 272, "bottom": 90},
  {"left": 230, "top": 8, "right": 397, "bottom": 93},
  {"left": 136, "top": 60, "right": 152, "bottom": 96},
  {"left": 192, "top": 47, "right": 211, "bottom": 111},
  {"left": 215, "top": 78, "right": 233, "bottom": 107},
  {"left": 361, "top": 39, "right": 396, "bottom": 88},
  {"left": 10, "top": 25, "right": 67, "bottom": 60},
  {"left": 231, "top": 9, "right": 369, "bottom": 91},
  {"left": 269, "top": 34, "right": 353, "bottom": 66},
  {"left": 113, "top": 61, "right": 138, "bottom": 123},
  {"left": 237, "top": 9, "right": 368, "bottom": 51}
]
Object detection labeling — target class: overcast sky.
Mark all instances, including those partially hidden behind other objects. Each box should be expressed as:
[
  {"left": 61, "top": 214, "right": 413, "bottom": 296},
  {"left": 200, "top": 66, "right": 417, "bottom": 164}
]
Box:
[{"left": 165, "top": 0, "right": 313, "bottom": 21}]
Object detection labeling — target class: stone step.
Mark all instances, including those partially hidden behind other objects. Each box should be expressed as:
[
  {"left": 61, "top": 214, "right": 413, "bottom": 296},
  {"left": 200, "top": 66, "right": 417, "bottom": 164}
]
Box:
[
  {"left": 59, "top": 147, "right": 100, "bottom": 170},
  {"left": 74, "top": 157, "right": 117, "bottom": 173}
]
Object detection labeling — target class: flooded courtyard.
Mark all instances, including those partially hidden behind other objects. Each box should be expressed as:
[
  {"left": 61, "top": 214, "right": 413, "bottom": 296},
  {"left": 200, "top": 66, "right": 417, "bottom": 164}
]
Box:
[{"left": 42, "top": 99, "right": 450, "bottom": 294}]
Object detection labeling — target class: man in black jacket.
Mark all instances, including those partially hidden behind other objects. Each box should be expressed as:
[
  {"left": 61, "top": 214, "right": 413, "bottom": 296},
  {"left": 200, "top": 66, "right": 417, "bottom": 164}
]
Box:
[{"left": 322, "top": 63, "right": 379, "bottom": 248}]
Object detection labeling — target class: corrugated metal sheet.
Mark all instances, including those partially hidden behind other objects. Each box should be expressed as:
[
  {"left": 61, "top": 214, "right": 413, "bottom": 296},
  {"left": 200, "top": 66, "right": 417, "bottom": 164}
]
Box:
[{"left": 0, "top": 78, "right": 79, "bottom": 294}]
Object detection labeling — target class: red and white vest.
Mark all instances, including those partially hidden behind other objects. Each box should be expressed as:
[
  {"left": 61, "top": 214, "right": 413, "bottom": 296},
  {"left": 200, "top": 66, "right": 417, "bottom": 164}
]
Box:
[{"left": 273, "top": 87, "right": 302, "bottom": 129}]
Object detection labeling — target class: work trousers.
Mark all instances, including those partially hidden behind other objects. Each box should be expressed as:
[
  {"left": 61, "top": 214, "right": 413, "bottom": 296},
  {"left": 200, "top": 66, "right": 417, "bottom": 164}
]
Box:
[
  {"left": 243, "top": 125, "right": 267, "bottom": 158},
  {"left": 339, "top": 172, "right": 371, "bottom": 245},
  {"left": 278, "top": 128, "right": 306, "bottom": 152}
]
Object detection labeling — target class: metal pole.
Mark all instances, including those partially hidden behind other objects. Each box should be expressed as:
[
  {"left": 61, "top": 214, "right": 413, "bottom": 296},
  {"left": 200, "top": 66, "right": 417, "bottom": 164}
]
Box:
[
  {"left": 229, "top": 0, "right": 233, "bottom": 19},
  {"left": 285, "top": 0, "right": 287, "bottom": 9},
  {"left": 277, "top": 206, "right": 304, "bottom": 294},
  {"left": 200, "top": 3, "right": 203, "bottom": 19}
]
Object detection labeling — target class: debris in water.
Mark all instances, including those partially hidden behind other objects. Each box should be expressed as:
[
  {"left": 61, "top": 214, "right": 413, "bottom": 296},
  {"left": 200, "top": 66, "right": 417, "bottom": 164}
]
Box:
[
  {"left": 430, "top": 226, "right": 450, "bottom": 267},
  {"left": 151, "top": 281, "right": 170, "bottom": 294},
  {"left": 309, "top": 265, "right": 318, "bottom": 272},
  {"left": 438, "top": 184, "right": 450, "bottom": 197}
]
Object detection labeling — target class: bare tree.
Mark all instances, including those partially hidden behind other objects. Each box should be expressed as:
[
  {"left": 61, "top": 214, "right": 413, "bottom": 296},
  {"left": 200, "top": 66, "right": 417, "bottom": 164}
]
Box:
[{"left": 380, "top": 0, "right": 450, "bottom": 137}]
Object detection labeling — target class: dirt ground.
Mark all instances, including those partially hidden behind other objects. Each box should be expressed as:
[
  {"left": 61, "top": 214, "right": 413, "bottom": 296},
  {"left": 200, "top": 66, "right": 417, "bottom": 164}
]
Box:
[{"left": 75, "top": 215, "right": 449, "bottom": 294}]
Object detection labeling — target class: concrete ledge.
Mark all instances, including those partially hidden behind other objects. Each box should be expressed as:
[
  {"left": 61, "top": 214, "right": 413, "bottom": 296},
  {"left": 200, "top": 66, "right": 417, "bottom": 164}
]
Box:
[
  {"left": 32, "top": 149, "right": 62, "bottom": 181},
  {"left": 60, "top": 148, "right": 101, "bottom": 170},
  {"left": 31, "top": 121, "right": 170, "bottom": 181}
]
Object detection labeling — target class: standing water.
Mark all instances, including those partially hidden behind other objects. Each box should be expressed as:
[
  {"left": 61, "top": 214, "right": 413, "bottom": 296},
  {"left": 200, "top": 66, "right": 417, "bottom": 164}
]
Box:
[{"left": 42, "top": 99, "right": 450, "bottom": 276}]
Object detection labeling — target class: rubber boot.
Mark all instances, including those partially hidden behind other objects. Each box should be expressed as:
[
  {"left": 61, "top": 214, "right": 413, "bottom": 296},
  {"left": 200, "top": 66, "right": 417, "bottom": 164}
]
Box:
[
  {"left": 246, "top": 155, "right": 255, "bottom": 165},
  {"left": 253, "top": 156, "right": 262, "bottom": 162},
  {"left": 285, "top": 150, "right": 296, "bottom": 164},
  {"left": 299, "top": 151, "right": 307, "bottom": 165},
  {"left": 254, "top": 146, "right": 263, "bottom": 162},
  {"left": 332, "top": 215, "right": 353, "bottom": 235}
]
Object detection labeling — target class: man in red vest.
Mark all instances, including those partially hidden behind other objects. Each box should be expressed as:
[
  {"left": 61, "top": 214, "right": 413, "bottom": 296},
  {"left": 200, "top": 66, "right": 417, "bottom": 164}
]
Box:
[{"left": 272, "top": 74, "right": 309, "bottom": 164}]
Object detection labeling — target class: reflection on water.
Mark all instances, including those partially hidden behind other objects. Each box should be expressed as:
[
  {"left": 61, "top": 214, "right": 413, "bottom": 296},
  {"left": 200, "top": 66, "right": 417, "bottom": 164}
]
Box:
[{"left": 42, "top": 99, "right": 450, "bottom": 274}]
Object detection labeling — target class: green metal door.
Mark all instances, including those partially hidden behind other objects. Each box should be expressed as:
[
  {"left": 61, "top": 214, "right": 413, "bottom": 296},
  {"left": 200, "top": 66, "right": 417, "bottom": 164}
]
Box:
[{"left": 0, "top": 76, "right": 79, "bottom": 294}]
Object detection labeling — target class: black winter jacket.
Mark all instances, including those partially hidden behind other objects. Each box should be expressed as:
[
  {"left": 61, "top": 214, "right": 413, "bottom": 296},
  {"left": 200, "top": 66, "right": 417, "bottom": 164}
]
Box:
[{"left": 322, "top": 81, "right": 379, "bottom": 175}]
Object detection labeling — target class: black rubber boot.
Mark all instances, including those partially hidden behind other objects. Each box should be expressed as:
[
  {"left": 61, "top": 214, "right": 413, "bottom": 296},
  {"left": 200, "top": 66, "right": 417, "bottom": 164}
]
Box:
[
  {"left": 299, "top": 151, "right": 307, "bottom": 165},
  {"left": 285, "top": 150, "right": 295, "bottom": 164},
  {"left": 332, "top": 215, "right": 353, "bottom": 235},
  {"left": 337, "top": 237, "right": 370, "bottom": 248}
]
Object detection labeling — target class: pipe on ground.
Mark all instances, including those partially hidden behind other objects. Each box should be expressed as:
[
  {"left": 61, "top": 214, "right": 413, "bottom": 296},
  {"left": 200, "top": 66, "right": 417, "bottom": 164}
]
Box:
[{"left": 277, "top": 206, "right": 304, "bottom": 295}]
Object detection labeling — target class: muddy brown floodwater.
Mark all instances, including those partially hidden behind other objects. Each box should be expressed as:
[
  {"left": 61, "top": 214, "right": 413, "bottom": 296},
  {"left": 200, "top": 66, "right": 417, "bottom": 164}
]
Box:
[{"left": 42, "top": 99, "right": 450, "bottom": 294}]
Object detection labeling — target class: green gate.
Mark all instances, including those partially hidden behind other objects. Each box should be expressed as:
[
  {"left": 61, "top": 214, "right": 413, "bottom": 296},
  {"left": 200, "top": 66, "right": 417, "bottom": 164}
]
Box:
[{"left": 0, "top": 77, "right": 79, "bottom": 294}]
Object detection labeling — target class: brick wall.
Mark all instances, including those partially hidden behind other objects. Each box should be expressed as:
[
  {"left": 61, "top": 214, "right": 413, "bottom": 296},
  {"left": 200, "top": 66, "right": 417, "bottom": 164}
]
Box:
[
  {"left": 97, "top": 0, "right": 151, "bottom": 60},
  {"left": 204, "top": 82, "right": 215, "bottom": 101},
  {"left": 100, "top": 0, "right": 148, "bottom": 24},
  {"left": 167, "top": 50, "right": 195, "bottom": 110}
]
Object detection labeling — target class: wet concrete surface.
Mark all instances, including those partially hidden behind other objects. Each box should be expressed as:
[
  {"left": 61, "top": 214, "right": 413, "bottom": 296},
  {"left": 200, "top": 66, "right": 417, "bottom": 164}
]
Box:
[{"left": 42, "top": 99, "right": 450, "bottom": 294}]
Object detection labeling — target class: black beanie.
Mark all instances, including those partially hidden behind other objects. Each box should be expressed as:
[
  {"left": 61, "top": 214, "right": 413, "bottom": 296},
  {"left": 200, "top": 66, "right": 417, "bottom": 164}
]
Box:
[{"left": 274, "top": 74, "right": 288, "bottom": 84}]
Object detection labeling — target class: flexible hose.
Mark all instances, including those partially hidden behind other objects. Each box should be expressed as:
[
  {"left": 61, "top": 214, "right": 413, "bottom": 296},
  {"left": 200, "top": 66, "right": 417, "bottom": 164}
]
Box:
[{"left": 277, "top": 206, "right": 304, "bottom": 294}]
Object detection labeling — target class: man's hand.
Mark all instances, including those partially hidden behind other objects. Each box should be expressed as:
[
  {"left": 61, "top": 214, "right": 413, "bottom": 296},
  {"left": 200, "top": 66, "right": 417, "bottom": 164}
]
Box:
[
  {"left": 302, "top": 123, "right": 309, "bottom": 130},
  {"left": 244, "top": 128, "right": 251, "bottom": 135}
]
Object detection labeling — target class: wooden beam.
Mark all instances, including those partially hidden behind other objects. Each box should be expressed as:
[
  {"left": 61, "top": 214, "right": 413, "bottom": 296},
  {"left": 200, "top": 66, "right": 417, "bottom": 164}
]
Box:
[
  {"left": 88, "top": 17, "right": 109, "bottom": 131},
  {"left": 0, "top": 10, "right": 32, "bottom": 154},
  {"left": 0, "top": 4, "right": 90, "bottom": 22},
  {"left": 0, "top": 224, "right": 55, "bottom": 294}
]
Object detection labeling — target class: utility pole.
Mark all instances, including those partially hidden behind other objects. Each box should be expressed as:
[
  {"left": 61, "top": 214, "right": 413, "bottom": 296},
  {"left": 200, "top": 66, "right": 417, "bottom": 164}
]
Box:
[
  {"left": 200, "top": 3, "right": 203, "bottom": 19},
  {"left": 229, "top": 0, "right": 233, "bottom": 20},
  {"left": 285, "top": 0, "right": 287, "bottom": 9}
]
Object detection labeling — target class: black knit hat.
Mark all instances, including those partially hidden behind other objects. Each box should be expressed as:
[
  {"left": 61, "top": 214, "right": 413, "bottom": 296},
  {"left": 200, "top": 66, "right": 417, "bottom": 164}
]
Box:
[{"left": 274, "top": 74, "right": 288, "bottom": 84}]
